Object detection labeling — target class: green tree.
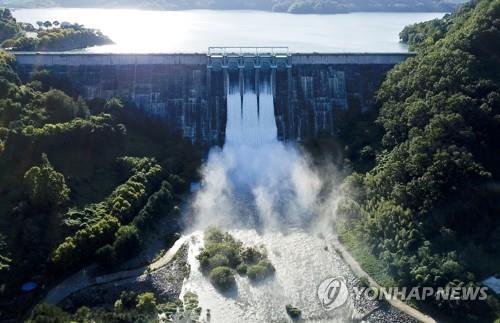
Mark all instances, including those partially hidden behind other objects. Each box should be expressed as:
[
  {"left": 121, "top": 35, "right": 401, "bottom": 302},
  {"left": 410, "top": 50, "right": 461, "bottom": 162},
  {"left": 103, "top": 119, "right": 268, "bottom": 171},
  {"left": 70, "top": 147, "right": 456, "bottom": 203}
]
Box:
[
  {"left": 104, "top": 97, "right": 124, "bottom": 114},
  {"left": 23, "top": 153, "right": 70, "bottom": 210},
  {"left": 26, "top": 303, "right": 70, "bottom": 323},
  {"left": 341, "top": 0, "right": 500, "bottom": 319},
  {"left": 113, "top": 225, "right": 141, "bottom": 260},
  {"left": 209, "top": 266, "right": 235, "bottom": 290},
  {"left": 95, "top": 244, "right": 116, "bottom": 269},
  {"left": 43, "top": 89, "right": 79, "bottom": 123},
  {"left": 136, "top": 292, "right": 157, "bottom": 315}
]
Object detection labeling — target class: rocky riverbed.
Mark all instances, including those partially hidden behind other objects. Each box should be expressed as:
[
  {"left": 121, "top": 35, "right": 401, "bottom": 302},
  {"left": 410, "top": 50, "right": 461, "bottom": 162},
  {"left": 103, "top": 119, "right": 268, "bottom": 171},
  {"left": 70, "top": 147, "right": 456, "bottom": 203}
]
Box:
[
  {"left": 54, "top": 229, "right": 418, "bottom": 323},
  {"left": 179, "top": 229, "right": 418, "bottom": 323}
]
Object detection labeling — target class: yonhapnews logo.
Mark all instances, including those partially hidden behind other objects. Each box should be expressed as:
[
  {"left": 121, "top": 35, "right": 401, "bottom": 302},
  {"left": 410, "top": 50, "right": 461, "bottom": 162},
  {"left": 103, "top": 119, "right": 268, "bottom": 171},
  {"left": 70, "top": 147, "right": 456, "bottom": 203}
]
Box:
[
  {"left": 317, "top": 276, "right": 349, "bottom": 311},
  {"left": 317, "top": 275, "right": 490, "bottom": 311}
]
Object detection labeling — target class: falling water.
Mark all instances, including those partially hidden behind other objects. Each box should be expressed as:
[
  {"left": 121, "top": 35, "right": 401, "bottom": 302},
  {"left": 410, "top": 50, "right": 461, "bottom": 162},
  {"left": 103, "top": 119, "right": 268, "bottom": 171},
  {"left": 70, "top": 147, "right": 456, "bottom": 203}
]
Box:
[
  {"left": 225, "top": 71, "right": 277, "bottom": 146},
  {"left": 180, "top": 69, "right": 356, "bottom": 322}
]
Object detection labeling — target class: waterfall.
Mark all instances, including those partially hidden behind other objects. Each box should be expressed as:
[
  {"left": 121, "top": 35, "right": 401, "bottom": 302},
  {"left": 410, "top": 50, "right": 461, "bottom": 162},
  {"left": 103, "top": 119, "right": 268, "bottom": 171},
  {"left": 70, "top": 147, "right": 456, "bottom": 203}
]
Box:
[{"left": 225, "top": 71, "right": 277, "bottom": 146}]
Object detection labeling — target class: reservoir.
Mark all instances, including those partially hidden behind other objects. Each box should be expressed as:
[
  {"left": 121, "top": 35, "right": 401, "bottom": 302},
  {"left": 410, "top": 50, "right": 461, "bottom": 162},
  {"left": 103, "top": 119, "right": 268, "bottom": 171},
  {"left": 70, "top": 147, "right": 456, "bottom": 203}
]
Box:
[{"left": 12, "top": 8, "right": 445, "bottom": 53}]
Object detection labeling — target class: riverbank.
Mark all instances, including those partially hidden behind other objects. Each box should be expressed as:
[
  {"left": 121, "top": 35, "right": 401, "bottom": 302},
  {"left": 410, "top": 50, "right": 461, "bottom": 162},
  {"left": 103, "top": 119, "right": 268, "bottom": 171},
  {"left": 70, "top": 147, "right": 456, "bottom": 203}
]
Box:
[
  {"left": 43, "top": 235, "right": 189, "bottom": 306},
  {"left": 179, "top": 228, "right": 421, "bottom": 322},
  {"left": 58, "top": 243, "right": 189, "bottom": 311},
  {"left": 333, "top": 233, "right": 436, "bottom": 323}
]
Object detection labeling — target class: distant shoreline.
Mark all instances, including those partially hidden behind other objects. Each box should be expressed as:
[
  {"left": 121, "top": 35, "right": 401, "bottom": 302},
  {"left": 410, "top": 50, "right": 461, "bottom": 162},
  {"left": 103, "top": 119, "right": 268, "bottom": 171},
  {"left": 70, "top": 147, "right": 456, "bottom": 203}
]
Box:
[{"left": 4, "top": 5, "right": 456, "bottom": 15}]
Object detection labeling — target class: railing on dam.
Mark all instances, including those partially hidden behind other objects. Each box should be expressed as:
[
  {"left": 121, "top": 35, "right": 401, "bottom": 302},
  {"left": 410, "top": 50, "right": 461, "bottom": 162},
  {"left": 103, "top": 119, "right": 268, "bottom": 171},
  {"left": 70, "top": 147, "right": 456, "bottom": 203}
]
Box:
[{"left": 207, "top": 47, "right": 292, "bottom": 70}]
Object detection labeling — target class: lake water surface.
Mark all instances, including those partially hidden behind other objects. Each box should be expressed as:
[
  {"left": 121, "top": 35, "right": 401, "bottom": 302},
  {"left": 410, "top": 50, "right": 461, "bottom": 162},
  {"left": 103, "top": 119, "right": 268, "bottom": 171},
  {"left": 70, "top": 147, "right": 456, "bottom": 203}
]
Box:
[{"left": 12, "top": 8, "right": 445, "bottom": 53}]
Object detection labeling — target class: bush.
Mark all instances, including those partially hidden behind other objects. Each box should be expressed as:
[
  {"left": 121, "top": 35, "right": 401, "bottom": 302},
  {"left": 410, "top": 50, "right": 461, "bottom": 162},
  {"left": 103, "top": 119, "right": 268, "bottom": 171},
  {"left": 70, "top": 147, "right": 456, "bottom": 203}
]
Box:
[
  {"left": 247, "top": 265, "right": 269, "bottom": 282},
  {"left": 156, "top": 302, "right": 179, "bottom": 316},
  {"left": 114, "top": 225, "right": 141, "bottom": 260},
  {"left": 26, "top": 303, "right": 70, "bottom": 323},
  {"left": 209, "top": 266, "right": 235, "bottom": 291},
  {"left": 358, "top": 276, "right": 370, "bottom": 287},
  {"left": 241, "top": 246, "right": 263, "bottom": 265},
  {"left": 120, "top": 291, "right": 138, "bottom": 309},
  {"left": 205, "top": 227, "right": 225, "bottom": 243},
  {"left": 236, "top": 263, "right": 248, "bottom": 275},
  {"left": 50, "top": 215, "right": 120, "bottom": 272},
  {"left": 285, "top": 304, "right": 301, "bottom": 319},
  {"left": 132, "top": 180, "right": 173, "bottom": 230},
  {"left": 208, "top": 254, "right": 230, "bottom": 270},
  {"left": 136, "top": 292, "right": 157, "bottom": 315},
  {"left": 197, "top": 228, "right": 243, "bottom": 272},
  {"left": 42, "top": 89, "right": 79, "bottom": 123},
  {"left": 95, "top": 244, "right": 116, "bottom": 269},
  {"left": 247, "top": 260, "right": 275, "bottom": 282}
]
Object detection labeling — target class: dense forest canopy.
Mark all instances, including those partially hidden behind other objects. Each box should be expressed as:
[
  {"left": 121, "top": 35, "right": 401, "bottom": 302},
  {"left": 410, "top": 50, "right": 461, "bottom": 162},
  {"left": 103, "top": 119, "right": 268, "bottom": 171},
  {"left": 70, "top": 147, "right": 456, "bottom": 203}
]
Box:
[
  {"left": 339, "top": 0, "right": 500, "bottom": 321},
  {"left": 0, "top": 0, "right": 467, "bottom": 13},
  {"left": 0, "top": 49, "right": 201, "bottom": 320},
  {"left": 400, "top": 0, "right": 477, "bottom": 50}
]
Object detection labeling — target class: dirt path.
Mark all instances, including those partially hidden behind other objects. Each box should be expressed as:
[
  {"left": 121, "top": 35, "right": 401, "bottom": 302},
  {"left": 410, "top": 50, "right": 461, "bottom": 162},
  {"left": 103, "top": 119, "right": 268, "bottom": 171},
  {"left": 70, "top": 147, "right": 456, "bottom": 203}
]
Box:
[
  {"left": 332, "top": 235, "right": 436, "bottom": 323},
  {"left": 44, "top": 236, "right": 188, "bottom": 305}
]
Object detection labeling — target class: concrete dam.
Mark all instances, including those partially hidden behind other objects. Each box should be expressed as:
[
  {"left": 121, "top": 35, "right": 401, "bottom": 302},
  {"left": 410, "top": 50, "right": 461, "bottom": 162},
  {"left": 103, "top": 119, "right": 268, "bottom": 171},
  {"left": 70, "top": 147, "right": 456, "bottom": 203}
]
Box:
[{"left": 14, "top": 49, "right": 413, "bottom": 144}]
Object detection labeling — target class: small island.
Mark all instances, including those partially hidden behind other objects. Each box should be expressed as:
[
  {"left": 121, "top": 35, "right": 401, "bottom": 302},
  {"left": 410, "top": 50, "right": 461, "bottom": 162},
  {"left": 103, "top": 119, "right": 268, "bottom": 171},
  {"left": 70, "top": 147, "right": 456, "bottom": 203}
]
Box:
[
  {"left": 196, "top": 227, "right": 275, "bottom": 291},
  {"left": 0, "top": 8, "right": 112, "bottom": 51}
]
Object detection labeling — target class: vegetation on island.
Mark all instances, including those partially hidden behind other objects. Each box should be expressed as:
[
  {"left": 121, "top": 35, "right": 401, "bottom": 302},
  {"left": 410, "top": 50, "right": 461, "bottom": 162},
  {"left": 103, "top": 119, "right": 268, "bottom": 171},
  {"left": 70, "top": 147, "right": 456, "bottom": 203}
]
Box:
[
  {"left": 0, "top": 51, "right": 202, "bottom": 320},
  {"left": 338, "top": 0, "right": 500, "bottom": 321},
  {"left": 196, "top": 227, "right": 275, "bottom": 290},
  {"left": 26, "top": 290, "right": 202, "bottom": 322},
  {"left": 0, "top": 8, "right": 112, "bottom": 51},
  {"left": 285, "top": 304, "right": 301, "bottom": 319},
  {"left": 0, "top": 0, "right": 466, "bottom": 13}
]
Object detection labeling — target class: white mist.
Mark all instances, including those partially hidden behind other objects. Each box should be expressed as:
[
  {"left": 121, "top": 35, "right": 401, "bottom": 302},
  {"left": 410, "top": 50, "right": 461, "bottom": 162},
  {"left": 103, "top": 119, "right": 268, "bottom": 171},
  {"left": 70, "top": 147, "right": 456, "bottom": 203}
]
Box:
[{"left": 180, "top": 71, "right": 353, "bottom": 322}]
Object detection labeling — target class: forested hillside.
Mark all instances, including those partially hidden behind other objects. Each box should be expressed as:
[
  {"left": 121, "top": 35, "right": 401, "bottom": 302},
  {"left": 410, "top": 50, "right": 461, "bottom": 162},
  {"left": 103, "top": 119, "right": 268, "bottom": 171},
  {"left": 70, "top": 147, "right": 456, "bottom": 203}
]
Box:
[
  {"left": 339, "top": 0, "right": 500, "bottom": 321},
  {"left": 0, "top": 51, "right": 201, "bottom": 320},
  {"left": 400, "top": 0, "right": 477, "bottom": 50},
  {"left": 0, "top": 8, "right": 112, "bottom": 51},
  {"left": 0, "top": 0, "right": 465, "bottom": 13}
]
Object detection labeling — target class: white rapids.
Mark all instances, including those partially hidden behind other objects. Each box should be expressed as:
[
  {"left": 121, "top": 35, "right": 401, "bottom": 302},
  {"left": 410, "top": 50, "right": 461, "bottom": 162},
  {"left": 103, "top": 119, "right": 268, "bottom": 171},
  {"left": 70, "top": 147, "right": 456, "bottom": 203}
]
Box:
[{"left": 179, "top": 70, "right": 355, "bottom": 322}]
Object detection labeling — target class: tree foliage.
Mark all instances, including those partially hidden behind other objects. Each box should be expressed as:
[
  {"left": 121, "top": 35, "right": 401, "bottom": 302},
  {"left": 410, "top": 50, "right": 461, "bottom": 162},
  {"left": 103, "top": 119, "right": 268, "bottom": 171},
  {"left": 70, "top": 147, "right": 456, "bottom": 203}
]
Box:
[
  {"left": 1, "top": 20, "right": 112, "bottom": 51},
  {"left": 197, "top": 228, "right": 274, "bottom": 290},
  {"left": 26, "top": 303, "right": 71, "bottom": 323},
  {"left": 400, "top": 1, "right": 477, "bottom": 50},
  {"left": 340, "top": 0, "right": 500, "bottom": 319},
  {"left": 23, "top": 153, "right": 70, "bottom": 209},
  {"left": 0, "top": 47, "right": 201, "bottom": 320}
]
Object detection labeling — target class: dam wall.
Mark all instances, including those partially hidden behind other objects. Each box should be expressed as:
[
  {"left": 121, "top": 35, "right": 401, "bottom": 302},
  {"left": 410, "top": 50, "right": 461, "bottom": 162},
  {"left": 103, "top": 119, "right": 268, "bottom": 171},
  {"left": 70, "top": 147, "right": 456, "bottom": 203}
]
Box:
[
  {"left": 14, "top": 53, "right": 412, "bottom": 66},
  {"left": 14, "top": 53, "right": 413, "bottom": 143}
]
